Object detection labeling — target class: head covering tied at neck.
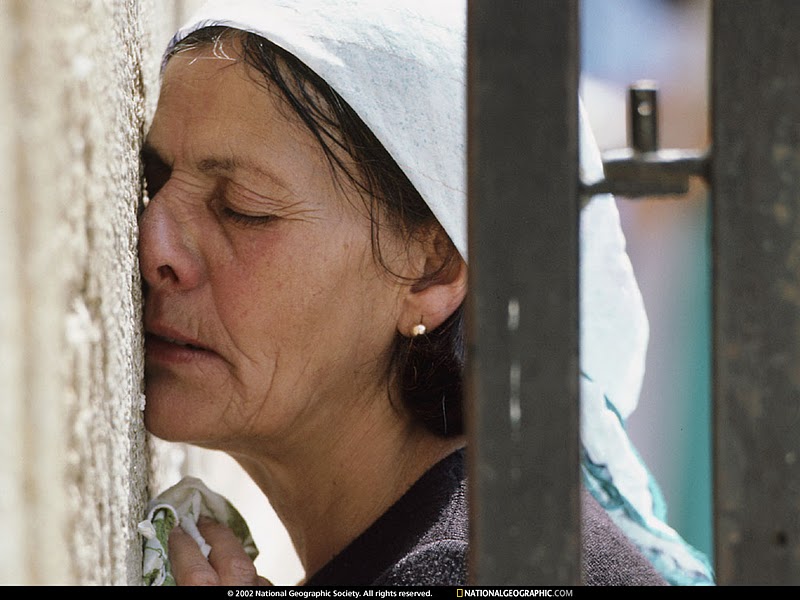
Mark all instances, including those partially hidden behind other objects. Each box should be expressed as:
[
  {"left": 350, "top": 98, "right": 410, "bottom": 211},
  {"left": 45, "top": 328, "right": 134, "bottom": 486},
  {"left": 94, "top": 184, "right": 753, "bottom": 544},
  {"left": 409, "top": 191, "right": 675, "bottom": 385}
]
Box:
[{"left": 165, "top": 0, "right": 714, "bottom": 585}]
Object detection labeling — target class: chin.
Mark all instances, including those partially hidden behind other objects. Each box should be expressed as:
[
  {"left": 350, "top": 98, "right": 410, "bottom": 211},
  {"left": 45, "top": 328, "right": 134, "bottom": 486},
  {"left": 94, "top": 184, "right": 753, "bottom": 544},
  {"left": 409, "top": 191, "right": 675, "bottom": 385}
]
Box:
[
  {"left": 144, "top": 402, "right": 189, "bottom": 442},
  {"left": 143, "top": 386, "right": 206, "bottom": 444}
]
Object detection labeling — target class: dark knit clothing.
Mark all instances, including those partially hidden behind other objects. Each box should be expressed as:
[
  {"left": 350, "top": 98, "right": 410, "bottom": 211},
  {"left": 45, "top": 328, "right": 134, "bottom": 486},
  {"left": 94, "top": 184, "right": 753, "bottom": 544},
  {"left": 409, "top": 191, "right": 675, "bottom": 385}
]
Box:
[
  {"left": 304, "top": 449, "right": 668, "bottom": 586},
  {"left": 305, "top": 450, "right": 467, "bottom": 586},
  {"left": 581, "top": 490, "right": 669, "bottom": 586}
]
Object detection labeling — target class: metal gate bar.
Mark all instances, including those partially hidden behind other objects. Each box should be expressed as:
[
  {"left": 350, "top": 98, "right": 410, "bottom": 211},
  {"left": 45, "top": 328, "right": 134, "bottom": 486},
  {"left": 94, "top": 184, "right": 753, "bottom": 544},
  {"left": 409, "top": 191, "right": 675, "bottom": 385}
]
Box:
[
  {"left": 711, "top": 0, "right": 800, "bottom": 585},
  {"left": 466, "top": 0, "right": 581, "bottom": 585}
]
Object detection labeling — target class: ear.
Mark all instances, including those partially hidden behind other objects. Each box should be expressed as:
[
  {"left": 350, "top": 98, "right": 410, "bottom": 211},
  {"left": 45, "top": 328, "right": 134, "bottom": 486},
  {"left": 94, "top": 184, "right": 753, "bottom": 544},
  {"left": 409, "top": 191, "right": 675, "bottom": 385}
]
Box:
[{"left": 397, "top": 230, "right": 467, "bottom": 337}]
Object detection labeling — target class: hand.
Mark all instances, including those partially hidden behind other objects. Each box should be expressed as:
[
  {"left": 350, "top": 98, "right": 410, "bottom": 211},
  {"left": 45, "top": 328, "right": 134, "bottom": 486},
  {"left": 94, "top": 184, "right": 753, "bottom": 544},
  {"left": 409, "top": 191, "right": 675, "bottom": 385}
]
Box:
[{"left": 169, "top": 517, "right": 272, "bottom": 586}]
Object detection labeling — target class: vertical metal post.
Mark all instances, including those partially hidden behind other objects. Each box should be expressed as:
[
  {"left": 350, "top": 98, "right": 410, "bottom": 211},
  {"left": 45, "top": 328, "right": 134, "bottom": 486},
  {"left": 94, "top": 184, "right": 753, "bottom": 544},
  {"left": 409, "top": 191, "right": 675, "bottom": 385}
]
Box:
[
  {"left": 467, "top": 0, "right": 580, "bottom": 585},
  {"left": 712, "top": 0, "right": 800, "bottom": 585}
]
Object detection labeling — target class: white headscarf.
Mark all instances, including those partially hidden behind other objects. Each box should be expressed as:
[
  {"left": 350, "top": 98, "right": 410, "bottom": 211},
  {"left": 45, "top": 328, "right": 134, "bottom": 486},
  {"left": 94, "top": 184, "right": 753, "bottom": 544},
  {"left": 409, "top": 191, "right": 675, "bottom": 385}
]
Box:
[{"left": 165, "top": 0, "right": 714, "bottom": 585}]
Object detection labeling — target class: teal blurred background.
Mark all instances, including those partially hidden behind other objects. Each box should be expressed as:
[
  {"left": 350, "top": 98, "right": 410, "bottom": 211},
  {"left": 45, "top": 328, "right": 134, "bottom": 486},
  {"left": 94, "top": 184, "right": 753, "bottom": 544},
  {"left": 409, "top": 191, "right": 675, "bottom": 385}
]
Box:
[{"left": 580, "top": 0, "right": 713, "bottom": 563}]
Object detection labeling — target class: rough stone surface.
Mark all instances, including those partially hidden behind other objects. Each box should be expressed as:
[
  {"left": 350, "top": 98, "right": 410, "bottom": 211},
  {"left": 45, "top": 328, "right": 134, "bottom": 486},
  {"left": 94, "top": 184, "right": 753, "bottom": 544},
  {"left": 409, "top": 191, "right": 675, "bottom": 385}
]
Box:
[
  {"left": 0, "top": 0, "right": 303, "bottom": 585},
  {"left": 0, "top": 0, "right": 176, "bottom": 585},
  {"left": 0, "top": 0, "right": 28, "bottom": 585}
]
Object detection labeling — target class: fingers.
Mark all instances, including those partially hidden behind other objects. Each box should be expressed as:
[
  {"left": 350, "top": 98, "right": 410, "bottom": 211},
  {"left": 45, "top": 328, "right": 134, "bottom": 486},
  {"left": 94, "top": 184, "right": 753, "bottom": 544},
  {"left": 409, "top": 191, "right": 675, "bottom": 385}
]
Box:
[
  {"left": 169, "top": 524, "right": 221, "bottom": 585},
  {"left": 201, "top": 518, "right": 262, "bottom": 585},
  {"left": 168, "top": 517, "right": 265, "bottom": 586}
]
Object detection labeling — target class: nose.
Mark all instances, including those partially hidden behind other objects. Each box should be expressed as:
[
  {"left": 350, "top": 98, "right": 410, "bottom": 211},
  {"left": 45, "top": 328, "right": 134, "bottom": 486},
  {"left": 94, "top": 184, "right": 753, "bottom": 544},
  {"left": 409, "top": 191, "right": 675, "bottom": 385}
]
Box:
[{"left": 138, "top": 194, "right": 204, "bottom": 293}]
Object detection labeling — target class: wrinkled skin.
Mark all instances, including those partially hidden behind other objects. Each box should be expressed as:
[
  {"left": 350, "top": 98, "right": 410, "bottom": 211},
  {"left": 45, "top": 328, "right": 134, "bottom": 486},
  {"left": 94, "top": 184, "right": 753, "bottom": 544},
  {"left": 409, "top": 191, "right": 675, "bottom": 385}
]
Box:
[
  {"left": 139, "top": 43, "right": 466, "bottom": 585},
  {"left": 140, "top": 48, "right": 410, "bottom": 452}
]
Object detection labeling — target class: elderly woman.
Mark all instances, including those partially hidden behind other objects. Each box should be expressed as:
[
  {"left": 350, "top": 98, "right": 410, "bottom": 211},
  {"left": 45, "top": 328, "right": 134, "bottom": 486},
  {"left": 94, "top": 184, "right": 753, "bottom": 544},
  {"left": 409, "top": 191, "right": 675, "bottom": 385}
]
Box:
[{"left": 140, "top": 0, "right": 712, "bottom": 587}]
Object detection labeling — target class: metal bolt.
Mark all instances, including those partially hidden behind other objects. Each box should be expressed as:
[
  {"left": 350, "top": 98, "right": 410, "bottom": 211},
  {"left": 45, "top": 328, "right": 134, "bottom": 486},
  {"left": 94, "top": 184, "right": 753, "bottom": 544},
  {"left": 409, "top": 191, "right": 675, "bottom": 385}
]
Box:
[{"left": 629, "top": 80, "right": 659, "bottom": 153}]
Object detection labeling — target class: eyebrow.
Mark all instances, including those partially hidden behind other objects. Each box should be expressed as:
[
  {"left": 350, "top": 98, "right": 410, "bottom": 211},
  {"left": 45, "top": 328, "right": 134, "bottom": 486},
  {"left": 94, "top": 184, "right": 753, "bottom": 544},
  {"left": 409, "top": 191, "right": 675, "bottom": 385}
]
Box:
[
  {"left": 141, "top": 141, "right": 292, "bottom": 193},
  {"left": 197, "top": 156, "right": 236, "bottom": 173}
]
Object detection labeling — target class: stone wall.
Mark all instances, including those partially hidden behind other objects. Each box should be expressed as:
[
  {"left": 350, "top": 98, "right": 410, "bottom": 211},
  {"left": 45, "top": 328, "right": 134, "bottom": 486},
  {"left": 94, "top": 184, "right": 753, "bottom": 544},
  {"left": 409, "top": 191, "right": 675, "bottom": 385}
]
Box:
[
  {"left": 0, "top": 0, "right": 302, "bottom": 585},
  {"left": 0, "top": 0, "right": 178, "bottom": 585}
]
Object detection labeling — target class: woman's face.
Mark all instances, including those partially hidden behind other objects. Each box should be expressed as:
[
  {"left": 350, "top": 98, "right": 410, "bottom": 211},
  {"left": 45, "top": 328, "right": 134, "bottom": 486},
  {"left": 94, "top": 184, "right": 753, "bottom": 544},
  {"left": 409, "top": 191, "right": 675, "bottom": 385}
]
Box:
[{"left": 140, "top": 45, "right": 408, "bottom": 449}]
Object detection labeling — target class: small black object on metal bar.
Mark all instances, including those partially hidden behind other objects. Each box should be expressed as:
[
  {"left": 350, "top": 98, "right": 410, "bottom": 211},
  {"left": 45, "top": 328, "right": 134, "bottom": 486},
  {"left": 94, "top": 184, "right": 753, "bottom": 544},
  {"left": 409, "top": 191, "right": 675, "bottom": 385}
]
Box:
[
  {"left": 582, "top": 80, "right": 710, "bottom": 197},
  {"left": 630, "top": 81, "right": 659, "bottom": 153}
]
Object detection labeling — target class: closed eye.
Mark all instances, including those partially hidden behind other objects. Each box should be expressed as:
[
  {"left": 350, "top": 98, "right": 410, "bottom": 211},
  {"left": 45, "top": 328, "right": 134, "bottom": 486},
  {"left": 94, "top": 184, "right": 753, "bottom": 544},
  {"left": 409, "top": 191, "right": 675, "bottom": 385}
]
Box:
[{"left": 221, "top": 206, "right": 275, "bottom": 227}]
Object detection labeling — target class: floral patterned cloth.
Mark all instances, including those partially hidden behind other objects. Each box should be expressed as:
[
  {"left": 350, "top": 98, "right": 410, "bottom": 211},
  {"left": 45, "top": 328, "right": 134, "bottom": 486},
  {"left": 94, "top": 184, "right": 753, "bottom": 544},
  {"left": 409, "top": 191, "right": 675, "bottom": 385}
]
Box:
[{"left": 138, "top": 476, "right": 258, "bottom": 586}]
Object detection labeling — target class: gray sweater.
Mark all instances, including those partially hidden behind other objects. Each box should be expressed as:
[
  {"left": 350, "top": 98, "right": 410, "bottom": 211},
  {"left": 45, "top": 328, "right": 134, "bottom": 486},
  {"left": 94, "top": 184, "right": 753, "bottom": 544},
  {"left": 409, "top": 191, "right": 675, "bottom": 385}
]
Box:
[{"left": 304, "top": 449, "right": 668, "bottom": 586}]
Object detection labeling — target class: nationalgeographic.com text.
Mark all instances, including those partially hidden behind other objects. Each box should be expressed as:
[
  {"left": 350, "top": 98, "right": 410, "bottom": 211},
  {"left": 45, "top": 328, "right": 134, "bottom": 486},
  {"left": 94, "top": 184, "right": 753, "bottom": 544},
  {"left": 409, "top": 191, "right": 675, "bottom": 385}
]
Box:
[{"left": 458, "top": 589, "right": 573, "bottom": 597}]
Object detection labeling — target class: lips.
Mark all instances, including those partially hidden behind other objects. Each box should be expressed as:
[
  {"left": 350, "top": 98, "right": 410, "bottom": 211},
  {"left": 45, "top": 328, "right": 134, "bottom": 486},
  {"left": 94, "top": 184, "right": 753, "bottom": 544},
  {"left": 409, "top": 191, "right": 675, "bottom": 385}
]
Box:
[
  {"left": 144, "top": 324, "right": 220, "bottom": 365},
  {"left": 148, "top": 333, "right": 207, "bottom": 351}
]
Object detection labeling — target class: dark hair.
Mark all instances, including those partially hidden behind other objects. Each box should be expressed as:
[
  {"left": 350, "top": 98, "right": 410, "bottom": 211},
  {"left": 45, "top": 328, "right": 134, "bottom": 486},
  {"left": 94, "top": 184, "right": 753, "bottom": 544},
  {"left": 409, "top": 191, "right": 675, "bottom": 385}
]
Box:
[{"left": 166, "top": 27, "right": 464, "bottom": 437}]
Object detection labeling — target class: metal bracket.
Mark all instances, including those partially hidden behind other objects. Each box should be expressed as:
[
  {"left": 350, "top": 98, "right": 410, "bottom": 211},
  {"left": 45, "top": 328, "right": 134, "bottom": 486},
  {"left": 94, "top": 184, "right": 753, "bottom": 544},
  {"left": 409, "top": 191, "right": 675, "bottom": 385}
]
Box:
[{"left": 581, "top": 81, "right": 710, "bottom": 197}]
